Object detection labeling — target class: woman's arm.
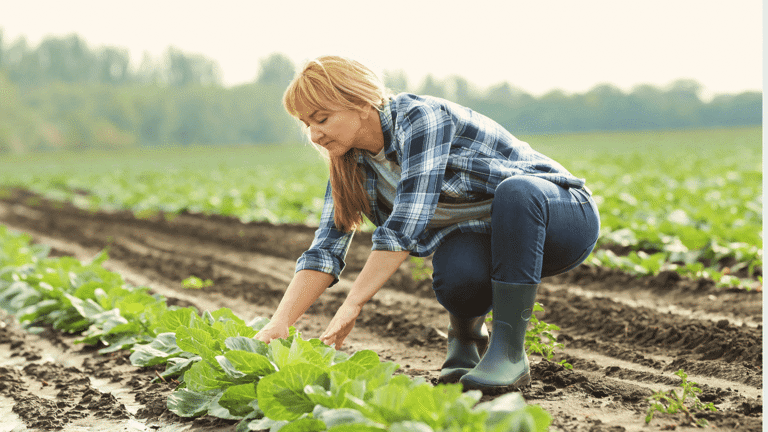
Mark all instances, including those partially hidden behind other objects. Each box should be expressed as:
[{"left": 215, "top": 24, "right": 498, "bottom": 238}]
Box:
[
  {"left": 320, "top": 249, "right": 410, "bottom": 348},
  {"left": 255, "top": 269, "right": 335, "bottom": 343}
]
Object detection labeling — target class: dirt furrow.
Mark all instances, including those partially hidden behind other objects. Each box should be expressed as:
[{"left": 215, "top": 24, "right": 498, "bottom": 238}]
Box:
[
  {"left": 0, "top": 313, "right": 151, "bottom": 431},
  {"left": 0, "top": 191, "right": 762, "bottom": 431}
]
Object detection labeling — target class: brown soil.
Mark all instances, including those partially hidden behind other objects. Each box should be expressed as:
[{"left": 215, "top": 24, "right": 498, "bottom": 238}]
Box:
[{"left": 0, "top": 189, "right": 762, "bottom": 432}]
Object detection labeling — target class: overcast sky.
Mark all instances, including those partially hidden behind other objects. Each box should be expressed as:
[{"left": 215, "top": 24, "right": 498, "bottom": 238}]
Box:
[{"left": 1, "top": 0, "right": 763, "bottom": 99}]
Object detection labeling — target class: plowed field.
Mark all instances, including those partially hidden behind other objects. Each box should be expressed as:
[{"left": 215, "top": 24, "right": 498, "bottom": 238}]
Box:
[{"left": 0, "top": 189, "right": 762, "bottom": 431}]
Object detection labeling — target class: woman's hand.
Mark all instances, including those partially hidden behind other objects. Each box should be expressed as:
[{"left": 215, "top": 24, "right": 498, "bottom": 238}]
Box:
[
  {"left": 255, "top": 322, "right": 290, "bottom": 344},
  {"left": 255, "top": 270, "right": 333, "bottom": 344},
  {"left": 320, "top": 302, "right": 363, "bottom": 349},
  {"left": 320, "top": 250, "right": 409, "bottom": 349}
]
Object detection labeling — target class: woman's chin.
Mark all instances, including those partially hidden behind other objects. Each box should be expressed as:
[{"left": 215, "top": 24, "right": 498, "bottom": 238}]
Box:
[{"left": 327, "top": 146, "right": 349, "bottom": 158}]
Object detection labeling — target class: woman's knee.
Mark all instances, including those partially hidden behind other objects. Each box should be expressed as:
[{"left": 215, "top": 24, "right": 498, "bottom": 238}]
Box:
[
  {"left": 434, "top": 287, "right": 492, "bottom": 318},
  {"left": 433, "top": 261, "right": 488, "bottom": 294},
  {"left": 432, "top": 262, "right": 492, "bottom": 318},
  {"left": 432, "top": 236, "right": 492, "bottom": 316}
]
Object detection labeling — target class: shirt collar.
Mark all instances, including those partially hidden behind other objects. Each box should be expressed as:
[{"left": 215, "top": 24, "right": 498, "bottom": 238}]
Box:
[
  {"left": 378, "top": 98, "right": 399, "bottom": 161},
  {"left": 357, "top": 98, "right": 399, "bottom": 164}
]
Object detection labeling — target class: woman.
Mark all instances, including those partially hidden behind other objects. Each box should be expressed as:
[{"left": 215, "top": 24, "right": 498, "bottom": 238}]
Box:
[{"left": 255, "top": 55, "right": 600, "bottom": 393}]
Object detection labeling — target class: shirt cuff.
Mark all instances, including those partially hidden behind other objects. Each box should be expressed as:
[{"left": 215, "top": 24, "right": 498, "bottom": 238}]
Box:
[
  {"left": 371, "top": 226, "right": 417, "bottom": 252},
  {"left": 295, "top": 249, "right": 345, "bottom": 287}
]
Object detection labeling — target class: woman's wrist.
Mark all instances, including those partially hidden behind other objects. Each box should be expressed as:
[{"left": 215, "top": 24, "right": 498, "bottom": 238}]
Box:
[
  {"left": 265, "top": 316, "right": 292, "bottom": 328},
  {"left": 343, "top": 292, "right": 369, "bottom": 309}
]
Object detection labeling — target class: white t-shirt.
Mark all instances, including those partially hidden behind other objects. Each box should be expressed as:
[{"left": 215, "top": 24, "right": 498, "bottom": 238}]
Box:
[{"left": 366, "top": 149, "right": 493, "bottom": 228}]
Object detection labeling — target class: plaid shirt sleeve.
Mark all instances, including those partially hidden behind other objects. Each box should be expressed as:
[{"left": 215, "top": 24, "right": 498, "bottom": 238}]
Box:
[
  {"left": 295, "top": 180, "right": 354, "bottom": 286},
  {"left": 371, "top": 103, "right": 454, "bottom": 252}
]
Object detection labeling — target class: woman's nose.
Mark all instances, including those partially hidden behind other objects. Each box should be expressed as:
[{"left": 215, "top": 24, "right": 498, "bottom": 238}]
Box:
[{"left": 310, "top": 125, "right": 324, "bottom": 143}]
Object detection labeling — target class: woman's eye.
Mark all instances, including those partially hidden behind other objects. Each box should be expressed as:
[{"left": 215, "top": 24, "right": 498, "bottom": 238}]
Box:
[{"left": 318, "top": 118, "right": 327, "bottom": 124}]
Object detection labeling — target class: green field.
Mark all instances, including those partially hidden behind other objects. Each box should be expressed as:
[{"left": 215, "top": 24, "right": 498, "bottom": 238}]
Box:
[{"left": 0, "top": 126, "right": 762, "bottom": 288}]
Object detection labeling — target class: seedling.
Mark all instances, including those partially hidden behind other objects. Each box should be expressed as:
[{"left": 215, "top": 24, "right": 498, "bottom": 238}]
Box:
[
  {"left": 409, "top": 257, "right": 432, "bottom": 282},
  {"left": 645, "top": 369, "right": 717, "bottom": 428},
  {"left": 488, "top": 303, "right": 573, "bottom": 370},
  {"left": 525, "top": 303, "right": 572, "bottom": 370},
  {"left": 181, "top": 276, "right": 214, "bottom": 289}
]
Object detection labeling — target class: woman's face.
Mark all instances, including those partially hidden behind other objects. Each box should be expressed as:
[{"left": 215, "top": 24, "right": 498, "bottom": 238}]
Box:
[{"left": 294, "top": 101, "right": 367, "bottom": 158}]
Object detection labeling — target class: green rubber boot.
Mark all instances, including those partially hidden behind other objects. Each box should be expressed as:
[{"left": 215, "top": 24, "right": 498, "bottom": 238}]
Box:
[
  {"left": 438, "top": 314, "right": 489, "bottom": 384},
  {"left": 459, "top": 281, "right": 538, "bottom": 394}
]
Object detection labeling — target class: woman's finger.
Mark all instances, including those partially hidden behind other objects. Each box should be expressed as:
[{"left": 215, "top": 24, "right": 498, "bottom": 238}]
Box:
[
  {"left": 319, "top": 331, "right": 333, "bottom": 345},
  {"left": 321, "top": 303, "right": 360, "bottom": 349},
  {"left": 321, "top": 323, "right": 345, "bottom": 348},
  {"left": 334, "top": 333, "right": 348, "bottom": 349}
]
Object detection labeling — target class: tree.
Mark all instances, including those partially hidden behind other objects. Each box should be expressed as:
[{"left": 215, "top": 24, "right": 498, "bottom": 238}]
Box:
[
  {"left": 584, "top": 83, "right": 632, "bottom": 130},
  {"left": 664, "top": 79, "right": 703, "bottom": 128},
  {"left": 702, "top": 92, "right": 762, "bottom": 127},
  {"left": 164, "top": 47, "right": 221, "bottom": 87},
  {"left": 446, "top": 75, "right": 474, "bottom": 106},
  {"left": 629, "top": 84, "right": 666, "bottom": 129},
  {"left": 383, "top": 69, "right": 409, "bottom": 94},
  {"left": 36, "top": 34, "right": 95, "bottom": 83},
  {"left": 97, "top": 47, "right": 130, "bottom": 85},
  {"left": 536, "top": 89, "right": 578, "bottom": 132},
  {"left": 136, "top": 51, "right": 161, "bottom": 84},
  {"left": 256, "top": 53, "right": 295, "bottom": 87},
  {"left": 472, "top": 82, "right": 534, "bottom": 133},
  {"left": 418, "top": 74, "right": 445, "bottom": 98},
  {"left": 5, "top": 36, "right": 36, "bottom": 85}
]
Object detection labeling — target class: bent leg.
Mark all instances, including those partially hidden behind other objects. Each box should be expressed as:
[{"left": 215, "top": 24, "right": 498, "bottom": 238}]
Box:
[
  {"left": 461, "top": 176, "right": 600, "bottom": 393},
  {"left": 432, "top": 231, "right": 493, "bottom": 318},
  {"left": 490, "top": 176, "right": 600, "bottom": 284}
]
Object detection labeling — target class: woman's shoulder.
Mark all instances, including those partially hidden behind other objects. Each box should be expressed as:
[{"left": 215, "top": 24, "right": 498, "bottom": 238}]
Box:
[
  {"left": 390, "top": 93, "right": 461, "bottom": 123},
  {"left": 391, "top": 92, "right": 454, "bottom": 108},
  {"left": 390, "top": 92, "right": 427, "bottom": 111}
]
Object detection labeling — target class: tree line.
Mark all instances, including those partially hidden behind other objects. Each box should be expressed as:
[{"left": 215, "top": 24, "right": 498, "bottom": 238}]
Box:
[{"left": 0, "top": 31, "right": 761, "bottom": 154}]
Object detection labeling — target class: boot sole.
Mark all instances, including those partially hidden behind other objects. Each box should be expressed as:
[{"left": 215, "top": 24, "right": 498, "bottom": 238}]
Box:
[
  {"left": 437, "top": 368, "right": 471, "bottom": 384},
  {"left": 460, "top": 373, "right": 532, "bottom": 395}
]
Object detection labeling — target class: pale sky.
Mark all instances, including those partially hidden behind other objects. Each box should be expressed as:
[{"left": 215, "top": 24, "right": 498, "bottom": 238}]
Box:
[{"left": 1, "top": 0, "right": 763, "bottom": 100}]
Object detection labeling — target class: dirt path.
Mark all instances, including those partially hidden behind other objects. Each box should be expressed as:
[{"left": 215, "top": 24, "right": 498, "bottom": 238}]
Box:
[{"left": 0, "top": 190, "right": 762, "bottom": 431}]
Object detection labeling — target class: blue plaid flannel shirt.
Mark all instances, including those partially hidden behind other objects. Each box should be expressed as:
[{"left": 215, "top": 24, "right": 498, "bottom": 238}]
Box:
[{"left": 296, "top": 93, "right": 588, "bottom": 286}]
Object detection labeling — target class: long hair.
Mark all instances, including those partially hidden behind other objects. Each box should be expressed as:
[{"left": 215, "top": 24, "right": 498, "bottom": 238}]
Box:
[{"left": 283, "top": 56, "right": 390, "bottom": 232}]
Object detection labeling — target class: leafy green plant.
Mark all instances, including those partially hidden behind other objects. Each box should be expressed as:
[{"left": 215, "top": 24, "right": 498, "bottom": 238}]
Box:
[
  {"left": 182, "top": 275, "right": 214, "bottom": 289},
  {"left": 486, "top": 303, "right": 572, "bottom": 370},
  {"left": 138, "top": 309, "right": 552, "bottom": 431},
  {"left": 587, "top": 249, "right": 761, "bottom": 291},
  {"left": 409, "top": 257, "right": 432, "bottom": 282},
  {"left": 132, "top": 311, "right": 555, "bottom": 431},
  {"left": 525, "top": 304, "right": 572, "bottom": 370},
  {"left": 645, "top": 369, "right": 717, "bottom": 428},
  {"left": 1, "top": 127, "right": 761, "bottom": 289},
  {"left": 0, "top": 226, "right": 552, "bottom": 431},
  {"left": 0, "top": 229, "right": 169, "bottom": 353}
]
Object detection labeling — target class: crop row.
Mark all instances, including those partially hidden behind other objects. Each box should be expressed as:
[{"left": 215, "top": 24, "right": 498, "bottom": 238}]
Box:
[
  {"left": 0, "top": 128, "right": 761, "bottom": 288},
  {"left": 0, "top": 225, "right": 550, "bottom": 431}
]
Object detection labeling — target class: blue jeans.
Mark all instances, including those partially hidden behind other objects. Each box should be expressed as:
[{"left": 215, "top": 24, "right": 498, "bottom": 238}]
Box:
[{"left": 432, "top": 176, "right": 600, "bottom": 318}]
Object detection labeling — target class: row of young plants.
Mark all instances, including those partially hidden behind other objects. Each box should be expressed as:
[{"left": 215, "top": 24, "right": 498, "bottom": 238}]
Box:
[
  {"left": 0, "top": 128, "right": 761, "bottom": 290},
  {"left": 0, "top": 224, "right": 551, "bottom": 431},
  {"left": 2, "top": 165, "right": 761, "bottom": 292},
  {"left": 563, "top": 130, "right": 762, "bottom": 291},
  {"left": 586, "top": 247, "right": 762, "bottom": 290}
]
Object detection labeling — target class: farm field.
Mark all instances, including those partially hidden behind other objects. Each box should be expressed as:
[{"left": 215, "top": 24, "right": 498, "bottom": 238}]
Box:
[
  {"left": 0, "top": 127, "right": 762, "bottom": 431},
  {"left": 0, "top": 127, "right": 762, "bottom": 286}
]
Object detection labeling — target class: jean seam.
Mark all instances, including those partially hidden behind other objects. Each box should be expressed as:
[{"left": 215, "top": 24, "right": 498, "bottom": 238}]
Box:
[{"left": 573, "top": 187, "right": 591, "bottom": 204}]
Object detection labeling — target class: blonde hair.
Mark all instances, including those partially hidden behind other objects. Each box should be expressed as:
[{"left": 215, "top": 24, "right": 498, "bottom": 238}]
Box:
[{"left": 283, "top": 56, "right": 391, "bottom": 232}]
